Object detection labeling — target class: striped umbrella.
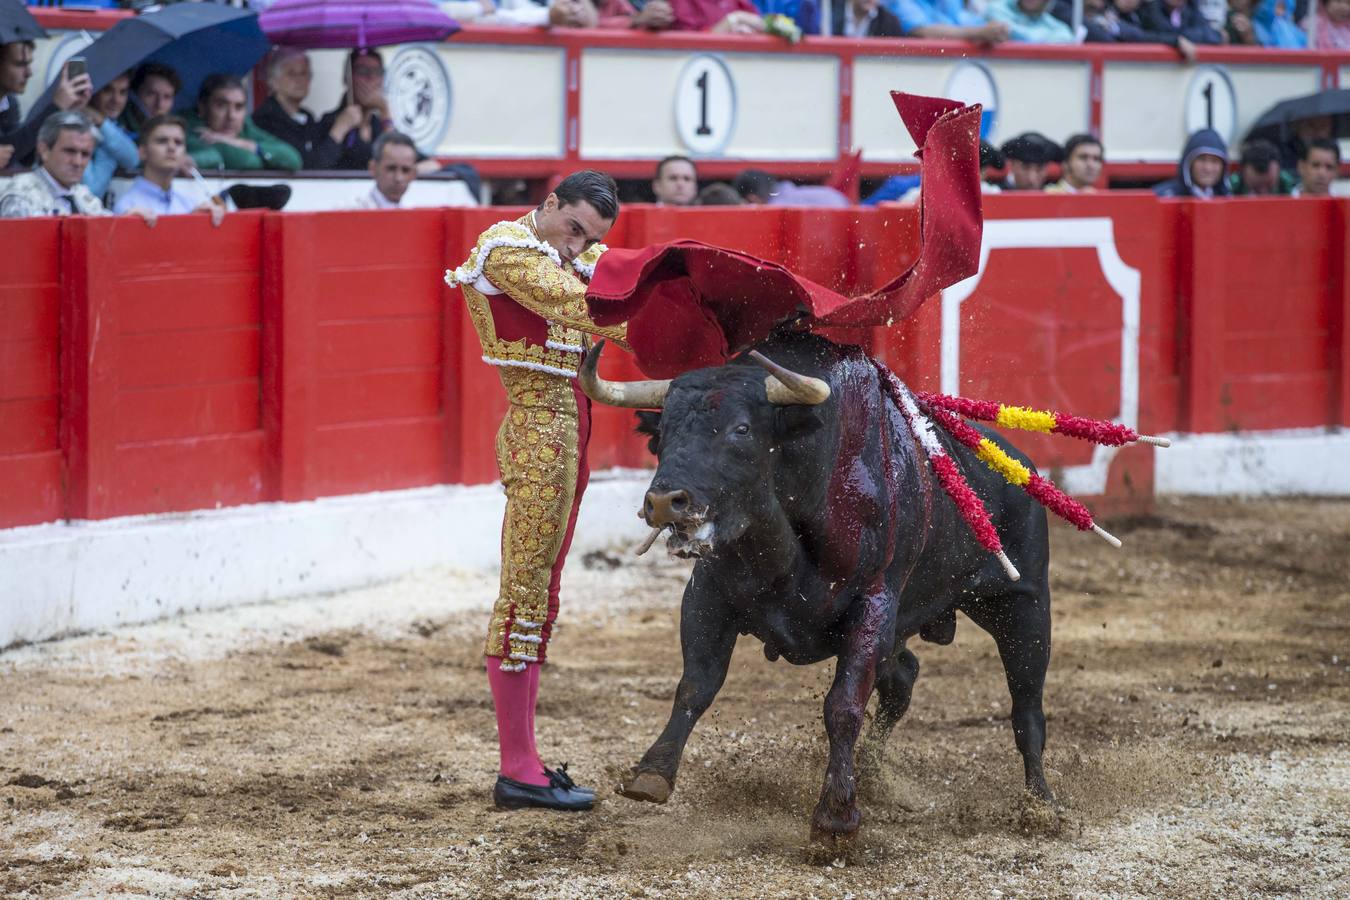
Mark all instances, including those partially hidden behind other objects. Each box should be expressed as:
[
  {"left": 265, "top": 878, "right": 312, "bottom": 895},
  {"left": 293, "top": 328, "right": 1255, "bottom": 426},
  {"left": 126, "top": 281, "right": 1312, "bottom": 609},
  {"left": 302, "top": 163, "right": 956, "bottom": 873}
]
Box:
[{"left": 259, "top": 0, "right": 459, "bottom": 50}]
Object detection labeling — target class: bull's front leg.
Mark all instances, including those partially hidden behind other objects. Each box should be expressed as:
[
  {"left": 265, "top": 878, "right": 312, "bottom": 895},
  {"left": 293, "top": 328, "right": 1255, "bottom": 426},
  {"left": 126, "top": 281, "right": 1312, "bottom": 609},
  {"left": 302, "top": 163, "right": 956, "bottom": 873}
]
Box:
[
  {"left": 620, "top": 581, "right": 735, "bottom": 804},
  {"left": 810, "top": 589, "right": 895, "bottom": 852}
]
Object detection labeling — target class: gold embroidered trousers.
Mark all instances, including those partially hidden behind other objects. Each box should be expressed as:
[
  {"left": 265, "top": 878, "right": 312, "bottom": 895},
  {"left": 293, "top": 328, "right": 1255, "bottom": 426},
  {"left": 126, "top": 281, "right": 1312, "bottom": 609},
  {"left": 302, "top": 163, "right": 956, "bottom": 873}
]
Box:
[{"left": 484, "top": 365, "right": 592, "bottom": 668}]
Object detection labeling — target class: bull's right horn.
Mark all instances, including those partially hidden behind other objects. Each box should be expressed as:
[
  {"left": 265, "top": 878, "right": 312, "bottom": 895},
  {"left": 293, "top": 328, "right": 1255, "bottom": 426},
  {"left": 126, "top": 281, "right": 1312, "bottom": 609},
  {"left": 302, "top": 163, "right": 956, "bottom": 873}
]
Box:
[
  {"left": 578, "top": 339, "right": 672, "bottom": 409},
  {"left": 749, "top": 351, "right": 831, "bottom": 406}
]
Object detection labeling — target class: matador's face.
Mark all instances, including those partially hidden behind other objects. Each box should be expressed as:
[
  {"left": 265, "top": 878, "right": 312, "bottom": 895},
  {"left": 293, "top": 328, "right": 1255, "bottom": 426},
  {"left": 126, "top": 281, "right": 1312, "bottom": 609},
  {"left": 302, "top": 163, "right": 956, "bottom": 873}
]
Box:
[{"left": 534, "top": 194, "right": 612, "bottom": 265}]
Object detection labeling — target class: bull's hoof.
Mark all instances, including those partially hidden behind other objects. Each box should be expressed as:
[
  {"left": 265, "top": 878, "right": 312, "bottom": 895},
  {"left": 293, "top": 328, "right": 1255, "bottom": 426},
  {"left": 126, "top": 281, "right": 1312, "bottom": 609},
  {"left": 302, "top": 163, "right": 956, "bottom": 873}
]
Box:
[
  {"left": 806, "top": 825, "right": 859, "bottom": 865},
  {"left": 1018, "top": 791, "right": 1063, "bottom": 836},
  {"left": 617, "top": 771, "right": 672, "bottom": 804}
]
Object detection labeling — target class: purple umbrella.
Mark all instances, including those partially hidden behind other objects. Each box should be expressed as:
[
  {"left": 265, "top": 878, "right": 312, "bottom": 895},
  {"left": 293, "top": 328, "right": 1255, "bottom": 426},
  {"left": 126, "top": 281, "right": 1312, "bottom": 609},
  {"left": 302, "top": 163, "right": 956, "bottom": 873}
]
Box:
[{"left": 260, "top": 0, "right": 459, "bottom": 49}]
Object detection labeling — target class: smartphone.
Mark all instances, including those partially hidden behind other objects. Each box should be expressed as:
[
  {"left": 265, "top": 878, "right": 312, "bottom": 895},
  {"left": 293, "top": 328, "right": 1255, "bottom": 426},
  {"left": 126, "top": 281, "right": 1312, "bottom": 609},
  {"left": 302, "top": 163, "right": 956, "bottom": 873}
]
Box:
[{"left": 65, "top": 57, "right": 87, "bottom": 80}]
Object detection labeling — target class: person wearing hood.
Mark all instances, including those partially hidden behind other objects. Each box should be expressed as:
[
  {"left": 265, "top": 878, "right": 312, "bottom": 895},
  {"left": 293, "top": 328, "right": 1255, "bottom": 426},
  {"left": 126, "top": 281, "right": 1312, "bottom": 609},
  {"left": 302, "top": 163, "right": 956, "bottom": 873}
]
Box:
[
  {"left": 1153, "top": 129, "right": 1230, "bottom": 198},
  {"left": 1250, "top": 0, "right": 1307, "bottom": 46}
]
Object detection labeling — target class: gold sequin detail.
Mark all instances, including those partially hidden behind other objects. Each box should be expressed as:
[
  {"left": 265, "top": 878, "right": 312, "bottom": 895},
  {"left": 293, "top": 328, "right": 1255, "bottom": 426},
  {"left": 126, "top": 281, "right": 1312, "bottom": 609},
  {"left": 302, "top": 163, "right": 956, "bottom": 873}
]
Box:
[{"left": 483, "top": 367, "right": 581, "bottom": 662}]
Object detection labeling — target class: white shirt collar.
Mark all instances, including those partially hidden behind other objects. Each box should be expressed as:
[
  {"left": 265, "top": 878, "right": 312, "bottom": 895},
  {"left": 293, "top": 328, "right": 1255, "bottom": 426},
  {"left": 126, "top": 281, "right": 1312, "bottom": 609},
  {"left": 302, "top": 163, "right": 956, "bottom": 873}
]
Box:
[
  {"left": 37, "top": 165, "right": 76, "bottom": 203},
  {"left": 0, "top": 95, "right": 9, "bottom": 114},
  {"left": 368, "top": 185, "right": 399, "bottom": 208},
  {"left": 843, "top": 3, "right": 877, "bottom": 37}
]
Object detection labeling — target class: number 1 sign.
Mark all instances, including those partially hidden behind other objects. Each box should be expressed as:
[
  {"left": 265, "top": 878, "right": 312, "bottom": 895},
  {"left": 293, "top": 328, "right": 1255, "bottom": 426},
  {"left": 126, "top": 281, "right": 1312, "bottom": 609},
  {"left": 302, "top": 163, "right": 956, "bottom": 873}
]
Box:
[
  {"left": 675, "top": 55, "right": 737, "bottom": 155},
  {"left": 1183, "top": 66, "right": 1237, "bottom": 148}
]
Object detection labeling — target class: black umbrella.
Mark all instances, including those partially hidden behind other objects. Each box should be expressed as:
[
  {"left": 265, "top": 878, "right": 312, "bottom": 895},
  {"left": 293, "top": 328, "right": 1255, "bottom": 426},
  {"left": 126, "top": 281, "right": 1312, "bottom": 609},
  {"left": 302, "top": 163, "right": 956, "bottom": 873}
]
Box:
[
  {"left": 1246, "top": 89, "right": 1350, "bottom": 144},
  {"left": 0, "top": 0, "right": 50, "bottom": 45},
  {"left": 30, "top": 4, "right": 267, "bottom": 115}
]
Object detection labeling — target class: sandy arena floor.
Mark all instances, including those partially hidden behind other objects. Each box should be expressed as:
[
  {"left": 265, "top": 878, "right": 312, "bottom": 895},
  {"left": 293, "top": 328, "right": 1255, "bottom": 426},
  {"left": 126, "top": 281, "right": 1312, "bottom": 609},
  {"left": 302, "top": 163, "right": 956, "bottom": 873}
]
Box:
[{"left": 1, "top": 496, "right": 1347, "bottom": 898}]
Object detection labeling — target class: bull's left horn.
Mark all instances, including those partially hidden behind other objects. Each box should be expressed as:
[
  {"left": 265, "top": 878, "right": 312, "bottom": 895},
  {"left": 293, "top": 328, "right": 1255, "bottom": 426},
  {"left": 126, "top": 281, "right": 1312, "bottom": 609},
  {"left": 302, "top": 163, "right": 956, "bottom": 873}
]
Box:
[
  {"left": 578, "top": 340, "right": 672, "bottom": 409},
  {"left": 749, "top": 351, "right": 831, "bottom": 406}
]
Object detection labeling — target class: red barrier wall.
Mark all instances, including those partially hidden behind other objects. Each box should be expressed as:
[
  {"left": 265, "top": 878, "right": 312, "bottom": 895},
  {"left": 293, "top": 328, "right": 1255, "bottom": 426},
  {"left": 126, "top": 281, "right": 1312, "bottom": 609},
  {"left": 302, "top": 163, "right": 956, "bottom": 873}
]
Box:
[
  {"left": 0, "top": 220, "right": 62, "bottom": 529},
  {"left": 264, "top": 210, "right": 450, "bottom": 500},
  {"left": 1179, "top": 197, "right": 1348, "bottom": 434},
  {"left": 61, "top": 215, "right": 267, "bottom": 520},
  {"left": 2, "top": 197, "right": 1347, "bottom": 529}
]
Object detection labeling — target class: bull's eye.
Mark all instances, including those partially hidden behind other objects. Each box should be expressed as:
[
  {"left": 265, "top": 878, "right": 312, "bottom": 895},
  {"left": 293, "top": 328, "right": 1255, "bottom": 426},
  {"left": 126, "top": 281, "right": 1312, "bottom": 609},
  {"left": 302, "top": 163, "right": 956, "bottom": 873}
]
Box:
[{"left": 734, "top": 423, "right": 750, "bottom": 435}]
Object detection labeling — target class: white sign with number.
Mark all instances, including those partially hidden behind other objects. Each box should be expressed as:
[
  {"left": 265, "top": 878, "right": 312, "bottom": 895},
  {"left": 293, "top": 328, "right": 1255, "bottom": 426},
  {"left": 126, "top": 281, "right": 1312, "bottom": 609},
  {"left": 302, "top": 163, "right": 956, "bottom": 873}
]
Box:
[
  {"left": 674, "top": 54, "right": 736, "bottom": 156},
  {"left": 1184, "top": 66, "right": 1237, "bottom": 148}
]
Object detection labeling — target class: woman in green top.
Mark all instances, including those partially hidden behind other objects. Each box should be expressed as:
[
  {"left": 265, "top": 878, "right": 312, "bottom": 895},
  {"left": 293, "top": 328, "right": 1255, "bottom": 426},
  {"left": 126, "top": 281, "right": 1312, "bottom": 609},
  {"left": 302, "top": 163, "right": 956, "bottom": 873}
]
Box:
[{"left": 185, "top": 74, "right": 301, "bottom": 171}]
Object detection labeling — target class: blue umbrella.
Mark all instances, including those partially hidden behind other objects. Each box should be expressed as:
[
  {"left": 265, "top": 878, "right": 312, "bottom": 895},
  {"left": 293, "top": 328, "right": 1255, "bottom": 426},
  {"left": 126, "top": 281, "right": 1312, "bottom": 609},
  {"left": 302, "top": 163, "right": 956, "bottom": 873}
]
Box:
[
  {"left": 0, "top": 0, "right": 50, "bottom": 45},
  {"left": 31, "top": 4, "right": 268, "bottom": 116}
]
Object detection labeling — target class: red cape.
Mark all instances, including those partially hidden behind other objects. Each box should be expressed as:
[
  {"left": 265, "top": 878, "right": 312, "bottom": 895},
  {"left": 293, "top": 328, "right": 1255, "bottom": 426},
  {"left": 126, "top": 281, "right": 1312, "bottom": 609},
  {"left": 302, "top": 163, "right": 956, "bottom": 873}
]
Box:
[{"left": 586, "top": 92, "right": 983, "bottom": 379}]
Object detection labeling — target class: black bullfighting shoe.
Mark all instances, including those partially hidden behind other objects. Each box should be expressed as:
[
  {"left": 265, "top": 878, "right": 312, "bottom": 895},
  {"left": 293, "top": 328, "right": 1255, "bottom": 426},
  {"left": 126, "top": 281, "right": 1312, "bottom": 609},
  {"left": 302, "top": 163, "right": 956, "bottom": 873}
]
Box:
[
  {"left": 493, "top": 772, "right": 595, "bottom": 812},
  {"left": 544, "top": 763, "right": 595, "bottom": 797}
]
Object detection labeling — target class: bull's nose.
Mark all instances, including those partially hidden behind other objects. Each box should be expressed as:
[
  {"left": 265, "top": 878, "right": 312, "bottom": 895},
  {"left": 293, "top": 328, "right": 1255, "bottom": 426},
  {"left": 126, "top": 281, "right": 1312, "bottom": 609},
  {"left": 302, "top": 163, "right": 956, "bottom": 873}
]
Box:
[{"left": 644, "top": 489, "right": 691, "bottom": 526}]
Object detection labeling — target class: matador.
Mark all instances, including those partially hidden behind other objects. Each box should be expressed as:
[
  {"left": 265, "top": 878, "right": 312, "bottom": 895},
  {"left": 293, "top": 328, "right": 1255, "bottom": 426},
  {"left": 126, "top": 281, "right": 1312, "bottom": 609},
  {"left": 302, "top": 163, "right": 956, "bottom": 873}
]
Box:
[{"left": 444, "top": 170, "right": 630, "bottom": 812}]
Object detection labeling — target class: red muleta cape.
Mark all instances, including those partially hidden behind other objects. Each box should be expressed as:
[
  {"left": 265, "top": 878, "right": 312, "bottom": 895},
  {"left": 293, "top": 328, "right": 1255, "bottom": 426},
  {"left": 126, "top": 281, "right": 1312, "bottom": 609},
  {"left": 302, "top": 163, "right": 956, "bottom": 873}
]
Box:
[{"left": 585, "top": 92, "right": 984, "bottom": 379}]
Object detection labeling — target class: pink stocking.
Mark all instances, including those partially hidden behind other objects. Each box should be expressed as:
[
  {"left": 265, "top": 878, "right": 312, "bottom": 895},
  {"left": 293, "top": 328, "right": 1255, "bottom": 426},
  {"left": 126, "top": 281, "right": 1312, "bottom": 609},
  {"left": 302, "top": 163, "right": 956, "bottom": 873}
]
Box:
[
  {"left": 526, "top": 662, "right": 541, "bottom": 751},
  {"left": 486, "top": 657, "right": 548, "bottom": 786}
]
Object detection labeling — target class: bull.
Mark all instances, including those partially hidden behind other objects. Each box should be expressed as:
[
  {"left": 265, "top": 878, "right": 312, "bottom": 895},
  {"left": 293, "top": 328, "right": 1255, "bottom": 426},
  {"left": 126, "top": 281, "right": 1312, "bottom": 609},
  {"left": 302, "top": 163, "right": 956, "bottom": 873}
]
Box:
[{"left": 580, "top": 331, "right": 1055, "bottom": 850}]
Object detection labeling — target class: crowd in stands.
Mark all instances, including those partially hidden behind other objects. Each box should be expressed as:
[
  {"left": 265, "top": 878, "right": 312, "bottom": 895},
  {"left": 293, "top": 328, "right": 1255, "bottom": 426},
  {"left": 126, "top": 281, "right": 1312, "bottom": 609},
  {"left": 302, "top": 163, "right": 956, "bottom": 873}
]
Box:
[
  {"left": 1, "top": 2, "right": 1345, "bottom": 223},
  {"left": 0, "top": 31, "right": 478, "bottom": 218},
  {"left": 429, "top": 0, "right": 1350, "bottom": 49}
]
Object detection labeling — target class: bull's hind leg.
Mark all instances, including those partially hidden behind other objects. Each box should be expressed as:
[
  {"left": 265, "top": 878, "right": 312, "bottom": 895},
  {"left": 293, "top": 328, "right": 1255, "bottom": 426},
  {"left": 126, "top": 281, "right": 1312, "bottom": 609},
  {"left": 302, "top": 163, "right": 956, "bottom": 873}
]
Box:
[
  {"left": 962, "top": 587, "right": 1054, "bottom": 804},
  {"left": 856, "top": 645, "right": 920, "bottom": 778}
]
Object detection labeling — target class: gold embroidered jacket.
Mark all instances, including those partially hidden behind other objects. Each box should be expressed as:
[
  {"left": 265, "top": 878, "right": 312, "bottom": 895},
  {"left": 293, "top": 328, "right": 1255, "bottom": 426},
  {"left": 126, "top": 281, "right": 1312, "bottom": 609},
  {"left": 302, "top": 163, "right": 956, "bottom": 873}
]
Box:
[{"left": 445, "top": 213, "right": 629, "bottom": 376}]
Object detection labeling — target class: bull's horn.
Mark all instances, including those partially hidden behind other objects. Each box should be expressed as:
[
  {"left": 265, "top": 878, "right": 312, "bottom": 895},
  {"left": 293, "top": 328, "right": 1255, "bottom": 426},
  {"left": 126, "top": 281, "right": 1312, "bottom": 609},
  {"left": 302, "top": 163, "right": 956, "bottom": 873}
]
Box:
[
  {"left": 749, "top": 351, "right": 831, "bottom": 406},
  {"left": 578, "top": 339, "right": 671, "bottom": 409}
]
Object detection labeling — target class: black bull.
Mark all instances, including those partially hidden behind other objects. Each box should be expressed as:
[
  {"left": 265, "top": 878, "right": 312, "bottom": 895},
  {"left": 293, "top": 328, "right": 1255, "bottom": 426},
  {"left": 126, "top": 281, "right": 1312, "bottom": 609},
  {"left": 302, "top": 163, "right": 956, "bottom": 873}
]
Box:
[{"left": 581, "top": 332, "right": 1055, "bottom": 848}]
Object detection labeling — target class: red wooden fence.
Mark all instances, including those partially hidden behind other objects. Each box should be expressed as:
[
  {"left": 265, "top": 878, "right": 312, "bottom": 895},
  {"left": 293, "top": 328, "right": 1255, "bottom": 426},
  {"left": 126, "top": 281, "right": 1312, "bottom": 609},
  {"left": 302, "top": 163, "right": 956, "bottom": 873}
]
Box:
[{"left": 2, "top": 196, "right": 1347, "bottom": 530}]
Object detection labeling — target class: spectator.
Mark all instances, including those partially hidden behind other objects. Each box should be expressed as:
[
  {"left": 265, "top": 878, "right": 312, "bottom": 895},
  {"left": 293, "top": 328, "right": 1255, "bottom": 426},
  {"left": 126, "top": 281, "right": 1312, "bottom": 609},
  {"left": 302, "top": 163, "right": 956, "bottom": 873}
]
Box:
[
  {"left": 121, "top": 63, "right": 182, "bottom": 136},
  {"left": 834, "top": 0, "right": 906, "bottom": 35},
  {"left": 1307, "top": 0, "right": 1350, "bottom": 48},
  {"left": 1194, "top": 0, "right": 1229, "bottom": 29},
  {"left": 622, "top": 0, "right": 680, "bottom": 29},
  {"left": 733, "top": 168, "right": 850, "bottom": 206},
  {"left": 1226, "top": 0, "right": 1262, "bottom": 43},
  {"left": 1292, "top": 138, "right": 1340, "bottom": 197},
  {"left": 1046, "top": 134, "right": 1103, "bottom": 193},
  {"left": 1, "top": 41, "right": 93, "bottom": 168},
  {"left": 652, "top": 155, "right": 698, "bottom": 205},
  {"left": 438, "top": 0, "right": 584, "bottom": 27},
  {"left": 355, "top": 131, "right": 418, "bottom": 209},
  {"left": 697, "top": 181, "right": 744, "bottom": 204},
  {"left": 82, "top": 72, "right": 140, "bottom": 198},
  {"left": 1275, "top": 114, "right": 1334, "bottom": 172},
  {"left": 978, "top": 140, "right": 1005, "bottom": 193},
  {"left": 1071, "top": 0, "right": 1200, "bottom": 60},
  {"left": 186, "top": 74, "right": 301, "bottom": 171},
  {"left": 894, "top": 0, "right": 1010, "bottom": 42},
  {"left": 1000, "top": 132, "right": 1062, "bottom": 191},
  {"left": 316, "top": 50, "right": 405, "bottom": 171},
  {"left": 113, "top": 114, "right": 224, "bottom": 226},
  {"left": 1251, "top": 0, "right": 1307, "bottom": 45},
  {"left": 252, "top": 47, "right": 349, "bottom": 169},
  {"left": 1229, "top": 139, "right": 1294, "bottom": 195},
  {"left": 988, "top": 0, "right": 1075, "bottom": 42},
  {"left": 670, "top": 0, "right": 766, "bottom": 32},
  {"left": 0, "top": 111, "right": 149, "bottom": 221},
  {"left": 1138, "top": 0, "right": 1224, "bottom": 44},
  {"left": 1153, "top": 128, "right": 1230, "bottom": 198}
]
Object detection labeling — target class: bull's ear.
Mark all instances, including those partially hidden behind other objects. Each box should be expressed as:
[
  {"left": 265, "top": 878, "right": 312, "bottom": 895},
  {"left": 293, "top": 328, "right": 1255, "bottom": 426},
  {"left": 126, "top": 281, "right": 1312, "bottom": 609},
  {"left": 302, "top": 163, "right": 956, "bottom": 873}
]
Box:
[
  {"left": 634, "top": 410, "right": 662, "bottom": 456},
  {"left": 775, "top": 405, "right": 824, "bottom": 442}
]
